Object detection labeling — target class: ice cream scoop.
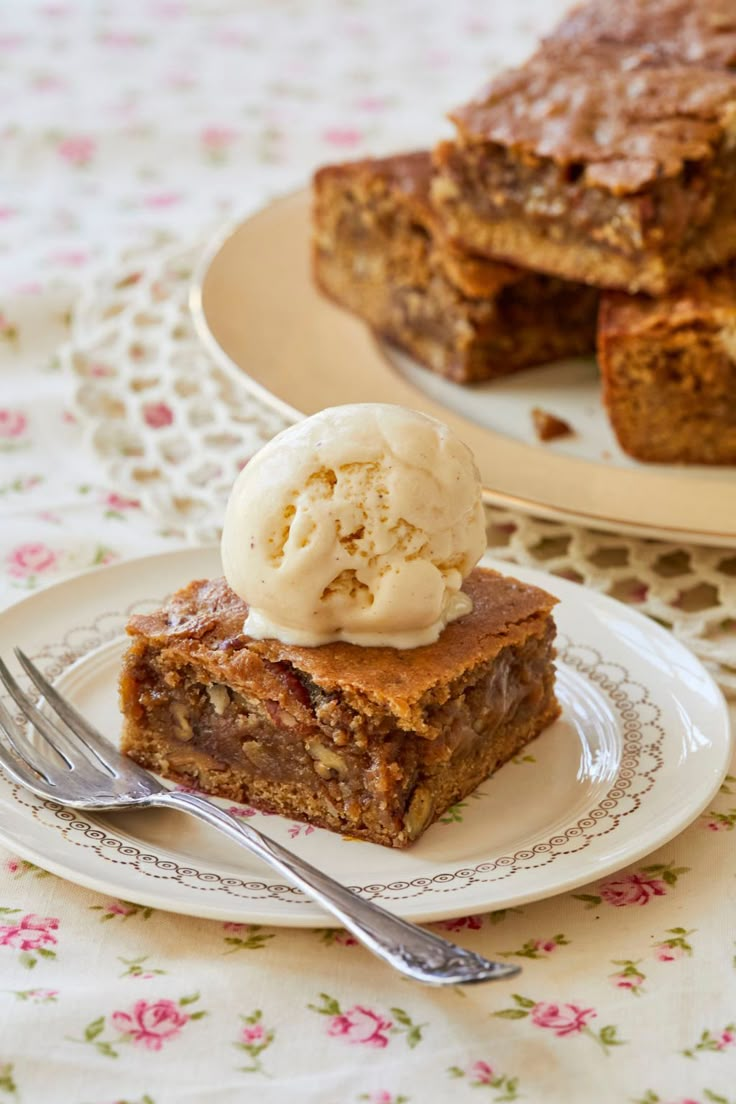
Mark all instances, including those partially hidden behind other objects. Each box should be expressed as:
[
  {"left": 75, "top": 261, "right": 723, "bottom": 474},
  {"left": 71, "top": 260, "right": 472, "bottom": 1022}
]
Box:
[{"left": 221, "top": 403, "right": 487, "bottom": 648}]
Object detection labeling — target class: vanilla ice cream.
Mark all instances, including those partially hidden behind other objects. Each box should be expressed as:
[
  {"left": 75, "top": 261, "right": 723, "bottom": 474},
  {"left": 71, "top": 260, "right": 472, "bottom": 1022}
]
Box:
[{"left": 221, "top": 403, "right": 487, "bottom": 648}]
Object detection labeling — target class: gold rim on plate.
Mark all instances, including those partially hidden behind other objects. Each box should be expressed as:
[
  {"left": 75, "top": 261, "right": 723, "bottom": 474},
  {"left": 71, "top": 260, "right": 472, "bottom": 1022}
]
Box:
[{"left": 190, "top": 189, "right": 735, "bottom": 548}]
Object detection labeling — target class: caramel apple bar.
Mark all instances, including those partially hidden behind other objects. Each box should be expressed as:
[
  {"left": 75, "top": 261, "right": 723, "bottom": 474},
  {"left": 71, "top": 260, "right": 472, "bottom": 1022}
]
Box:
[
  {"left": 312, "top": 151, "right": 598, "bottom": 383},
  {"left": 598, "top": 271, "right": 736, "bottom": 464},
  {"left": 433, "top": 47, "right": 736, "bottom": 295},
  {"left": 119, "top": 568, "right": 559, "bottom": 849}
]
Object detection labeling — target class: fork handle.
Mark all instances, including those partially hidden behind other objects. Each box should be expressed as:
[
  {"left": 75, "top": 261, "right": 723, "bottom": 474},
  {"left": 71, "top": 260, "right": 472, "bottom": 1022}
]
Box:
[{"left": 157, "top": 790, "right": 518, "bottom": 986}]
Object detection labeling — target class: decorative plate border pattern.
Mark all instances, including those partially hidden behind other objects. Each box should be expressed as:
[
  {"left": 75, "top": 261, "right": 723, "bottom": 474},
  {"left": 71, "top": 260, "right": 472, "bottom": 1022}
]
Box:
[{"left": 0, "top": 606, "right": 665, "bottom": 908}]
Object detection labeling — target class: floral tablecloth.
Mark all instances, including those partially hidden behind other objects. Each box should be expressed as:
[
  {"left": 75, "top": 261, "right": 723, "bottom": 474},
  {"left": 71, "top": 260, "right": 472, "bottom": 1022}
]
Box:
[{"left": 1, "top": 3, "right": 735, "bottom": 1102}]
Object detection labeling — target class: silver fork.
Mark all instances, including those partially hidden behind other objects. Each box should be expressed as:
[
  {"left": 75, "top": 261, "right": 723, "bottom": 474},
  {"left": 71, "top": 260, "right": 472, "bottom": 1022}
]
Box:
[{"left": 0, "top": 649, "right": 519, "bottom": 987}]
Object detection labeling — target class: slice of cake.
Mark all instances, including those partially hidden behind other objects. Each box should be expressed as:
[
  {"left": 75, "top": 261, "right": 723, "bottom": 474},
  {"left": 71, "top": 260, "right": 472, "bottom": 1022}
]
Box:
[
  {"left": 432, "top": 46, "right": 736, "bottom": 295},
  {"left": 312, "top": 151, "right": 598, "bottom": 383},
  {"left": 120, "top": 405, "right": 560, "bottom": 848},
  {"left": 119, "top": 568, "right": 559, "bottom": 848},
  {"left": 598, "top": 272, "right": 736, "bottom": 464}
]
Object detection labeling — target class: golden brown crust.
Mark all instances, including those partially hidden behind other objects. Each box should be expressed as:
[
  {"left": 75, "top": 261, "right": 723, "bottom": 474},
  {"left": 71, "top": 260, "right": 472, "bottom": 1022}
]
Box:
[
  {"left": 451, "top": 50, "right": 736, "bottom": 195},
  {"left": 313, "top": 150, "right": 434, "bottom": 225},
  {"left": 544, "top": 0, "right": 736, "bottom": 71},
  {"left": 313, "top": 150, "right": 432, "bottom": 203},
  {"left": 598, "top": 266, "right": 736, "bottom": 337},
  {"left": 126, "top": 567, "right": 558, "bottom": 714},
  {"left": 433, "top": 0, "right": 736, "bottom": 292}
]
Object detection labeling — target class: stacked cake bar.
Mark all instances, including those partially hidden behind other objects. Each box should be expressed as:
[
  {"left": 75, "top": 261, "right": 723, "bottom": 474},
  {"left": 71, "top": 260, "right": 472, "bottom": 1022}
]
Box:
[
  {"left": 313, "top": 152, "right": 598, "bottom": 384},
  {"left": 598, "top": 270, "right": 736, "bottom": 464},
  {"left": 312, "top": 0, "right": 736, "bottom": 464}
]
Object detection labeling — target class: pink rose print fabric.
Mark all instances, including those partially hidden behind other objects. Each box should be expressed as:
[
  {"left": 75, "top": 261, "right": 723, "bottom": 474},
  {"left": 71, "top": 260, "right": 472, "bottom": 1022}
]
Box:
[
  {"left": 57, "top": 136, "right": 96, "bottom": 165},
  {"left": 309, "top": 994, "right": 424, "bottom": 1049},
  {"left": 682, "top": 1023, "right": 736, "bottom": 1059},
  {"left": 447, "top": 1058, "right": 521, "bottom": 1098},
  {"left": 530, "top": 1002, "right": 596, "bottom": 1037},
  {"left": 12, "top": 988, "right": 59, "bottom": 1003},
  {"left": 494, "top": 995, "right": 624, "bottom": 1054},
  {"left": 6, "top": 542, "right": 57, "bottom": 579},
  {"left": 71, "top": 994, "right": 206, "bottom": 1058},
  {"left": 104, "top": 492, "right": 140, "bottom": 512},
  {"left": 200, "top": 126, "right": 238, "bottom": 153},
  {"left": 436, "top": 915, "right": 483, "bottom": 933},
  {"left": 0, "top": 913, "right": 58, "bottom": 952},
  {"left": 610, "top": 960, "right": 647, "bottom": 996},
  {"left": 234, "top": 1010, "right": 275, "bottom": 1074},
  {"left": 498, "top": 932, "right": 570, "bottom": 959},
  {"left": 617, "top": 973, "right": 644, "bottom": 992},
  {"left": 328, "top": 1006, "right": 393, "bottom": 1049},
  {"left": 0, "top": 409, "right": 27, "bottom": 438},
  {"left": 319, "top": 929, "right": 358, "bottom": 947},
  {"left": 574, "top": 863, "right": 689, "bottom": 910},
  {"left": 600, "top": 874, "right": 667, "bottom": 907},
  {"left": 112, "top": 999, "right": 189, "bottom": 1051},
  {"left": 241, "top": 1024, "right": 265, "bottom": 1043},
  {"left": 717, "top": 1029, "right": 735, "bottom": 1051},
  {"left": 469, "top": 1061, "right": 495, "bottom": 1084}
]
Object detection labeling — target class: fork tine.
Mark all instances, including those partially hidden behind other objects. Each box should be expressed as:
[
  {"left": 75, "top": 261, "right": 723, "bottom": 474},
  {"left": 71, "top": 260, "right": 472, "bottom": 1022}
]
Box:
[
  {"left": 0, "top": 655, "right": 97, "bottom": 775},
  {"left": 0, "top": 697, "right": 58, "bottom": 788},
  {"left": 14, "top": 649, "right": 154, "bottom": 783},
  {"left": 0, "top": 736, "right": 56, "bottom": 798}
]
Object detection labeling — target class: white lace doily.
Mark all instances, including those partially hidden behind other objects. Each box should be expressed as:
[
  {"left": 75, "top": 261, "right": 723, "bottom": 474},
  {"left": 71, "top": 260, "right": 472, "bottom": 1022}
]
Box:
[{"left": 63, "top": 235, "right": 736, "bottom": 695}]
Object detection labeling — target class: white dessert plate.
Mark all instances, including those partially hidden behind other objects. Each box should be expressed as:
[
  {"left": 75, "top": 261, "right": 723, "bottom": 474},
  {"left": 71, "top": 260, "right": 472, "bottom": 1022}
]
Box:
[
  {"left": 0, "top": 546, "right": 730, "bottom": 927},
  {"left": 191, "top": 189, "right": 736, "bottom": 546}
]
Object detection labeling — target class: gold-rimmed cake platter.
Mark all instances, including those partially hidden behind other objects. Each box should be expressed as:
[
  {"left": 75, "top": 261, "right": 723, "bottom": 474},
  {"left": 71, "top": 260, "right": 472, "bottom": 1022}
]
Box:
[{"left": 190, "top": 189, "right": 736, "bottom": 547}]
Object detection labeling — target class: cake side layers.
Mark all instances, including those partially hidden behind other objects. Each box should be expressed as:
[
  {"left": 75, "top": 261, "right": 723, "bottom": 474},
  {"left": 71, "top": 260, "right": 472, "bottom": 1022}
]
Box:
[
  {"left": 598, "top": 270, "right": 736, "bottom": 463},
  {"left": 312, "top": 152, "right": 597, "bottom": 382},
  {"left": 433, "top": 39, "right": 736, "bottom": 294},
  {"left": 120, "top": 568, "right": 560, "bottom": 848}
]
